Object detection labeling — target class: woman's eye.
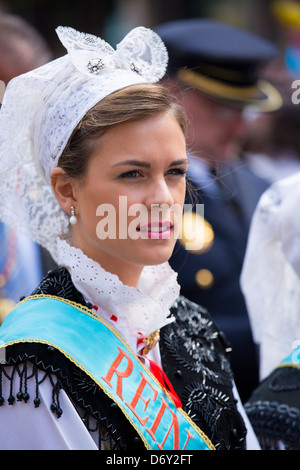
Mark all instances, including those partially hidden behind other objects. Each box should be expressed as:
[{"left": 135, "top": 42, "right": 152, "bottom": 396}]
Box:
[
  {"left": 167, "top": 168, "right": 187, "bottom": 176},
  {"left": 118, "top": 168, "right": 187, "bottom": 179},
  {"left": 118, "top": 170, "right": 142, "bottom": 179}
]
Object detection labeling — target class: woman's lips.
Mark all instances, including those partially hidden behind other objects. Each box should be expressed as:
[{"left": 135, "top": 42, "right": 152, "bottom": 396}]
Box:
[{"left": 137, "top": 221, "right": 173, "bottom": 239}]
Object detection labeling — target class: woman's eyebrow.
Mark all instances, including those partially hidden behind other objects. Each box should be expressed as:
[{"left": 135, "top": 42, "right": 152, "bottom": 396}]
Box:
[
  {"left": 113, "top": 159, "right": 151, "bottom": 168},
  {"left": 113, "top": 158, "right": 189, "bottom": 168},
  {"left": 168, "top": 158, "right": 189, "bottom": 167}
]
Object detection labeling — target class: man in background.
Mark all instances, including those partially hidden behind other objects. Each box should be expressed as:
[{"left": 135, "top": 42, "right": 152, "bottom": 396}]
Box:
[
  {"left": 0, "top": 13, "right": 52, "bottom": 86},
  {"left": 156, "top": 18, "right": 282, "bottom": 401}
]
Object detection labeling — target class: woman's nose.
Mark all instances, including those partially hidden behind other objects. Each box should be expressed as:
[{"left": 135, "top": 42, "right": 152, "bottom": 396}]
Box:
[{"left": 146, "top": 177, "right": 174, "bottom": 208}]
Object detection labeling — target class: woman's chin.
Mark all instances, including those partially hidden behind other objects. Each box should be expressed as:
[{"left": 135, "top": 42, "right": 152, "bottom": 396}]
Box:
[{"left": 137, "top": 245, "right": 176, "bottom": 267}]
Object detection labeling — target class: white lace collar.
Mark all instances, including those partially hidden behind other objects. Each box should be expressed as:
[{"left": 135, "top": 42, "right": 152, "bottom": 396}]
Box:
[{"left": 57, "top": 239, "right": 179, "bottom": 342}]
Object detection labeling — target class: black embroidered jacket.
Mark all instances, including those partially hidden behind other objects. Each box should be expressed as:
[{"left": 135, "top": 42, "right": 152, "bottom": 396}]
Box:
[{"left": 0, "top": 268, "right": 247, "bottom": 450}]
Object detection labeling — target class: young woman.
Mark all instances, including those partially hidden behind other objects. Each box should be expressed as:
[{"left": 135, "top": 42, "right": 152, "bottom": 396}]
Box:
[{"left": 0, "top": 26, "right": 258, "bottom": 450}]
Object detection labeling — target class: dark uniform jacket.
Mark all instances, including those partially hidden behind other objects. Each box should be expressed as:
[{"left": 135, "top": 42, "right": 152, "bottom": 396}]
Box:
[{"left": 169, "top": 159, "right": 269, "bottom": 402}]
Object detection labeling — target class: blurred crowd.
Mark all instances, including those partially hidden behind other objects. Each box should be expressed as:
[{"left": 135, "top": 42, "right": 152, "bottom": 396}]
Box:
[{"left": 1, "top": 0, "right": 300, "bottom": 450}]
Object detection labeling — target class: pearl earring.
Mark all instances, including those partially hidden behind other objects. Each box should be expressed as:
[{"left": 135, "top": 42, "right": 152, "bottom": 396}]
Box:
[{"left": 69, "top": 206, "right": 77, "bottom": 225}]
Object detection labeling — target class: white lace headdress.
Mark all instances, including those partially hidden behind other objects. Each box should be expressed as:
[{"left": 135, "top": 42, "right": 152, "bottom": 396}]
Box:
[{"left": 0, "top": 26, "right": 168, "bottom": 263}]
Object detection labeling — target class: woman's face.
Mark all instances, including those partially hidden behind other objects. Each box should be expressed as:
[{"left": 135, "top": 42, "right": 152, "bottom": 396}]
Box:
[{"left": 70, "top": 112, "right": 187, "bottom": 285}]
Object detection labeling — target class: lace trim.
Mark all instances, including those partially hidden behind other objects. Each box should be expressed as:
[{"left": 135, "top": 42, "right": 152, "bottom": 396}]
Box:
[
  {"left": 57, "top": 239, "right": 179, "bottom": 338},
  {"left": 57, "top": 26, "right": 168, "bottom": 82}
]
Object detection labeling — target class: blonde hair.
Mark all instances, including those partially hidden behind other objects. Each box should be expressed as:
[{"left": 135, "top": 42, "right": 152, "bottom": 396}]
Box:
[{"left": 58, "top": 82, "right": 186, "bottom": 180}]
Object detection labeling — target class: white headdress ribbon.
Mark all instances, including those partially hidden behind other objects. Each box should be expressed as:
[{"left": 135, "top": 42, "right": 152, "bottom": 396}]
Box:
[{"left": 241, "top": 172, "right": 300, "bottom": 378}]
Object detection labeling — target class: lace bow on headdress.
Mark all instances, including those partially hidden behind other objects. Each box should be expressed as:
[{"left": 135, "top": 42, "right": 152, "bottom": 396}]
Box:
[
  {"left": 56, "top": 26, "right": 168, "bottom": 82},
  {"left": 0, "top": 26, "right": 168, "bottom": 263}
]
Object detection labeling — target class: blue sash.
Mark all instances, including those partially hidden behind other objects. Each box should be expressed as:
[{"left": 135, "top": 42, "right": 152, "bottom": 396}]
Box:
[{"left": 0, "top": 295, "right": 215, "bottom": 451}]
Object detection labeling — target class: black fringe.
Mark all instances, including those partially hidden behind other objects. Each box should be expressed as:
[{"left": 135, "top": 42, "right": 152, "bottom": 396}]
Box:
[
  {"left": 0, "top": 361, "right": 120, "bottom": 450},
  {"left": 0, "top": 362, "right": 63, "bottom": 418}
]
